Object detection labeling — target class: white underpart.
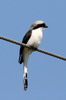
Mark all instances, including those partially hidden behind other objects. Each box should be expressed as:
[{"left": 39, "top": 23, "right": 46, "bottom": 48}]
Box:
[
  {"left": 23, "top": 28, "right": 43, "bottom": 79},
  {"left": 27, "top": 28, "right": 43, "bottom": 47}
]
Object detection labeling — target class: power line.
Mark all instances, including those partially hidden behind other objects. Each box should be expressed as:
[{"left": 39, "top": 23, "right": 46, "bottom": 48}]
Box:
[{"left": 0, "top": 36, "right": 66, "bottom": 61}]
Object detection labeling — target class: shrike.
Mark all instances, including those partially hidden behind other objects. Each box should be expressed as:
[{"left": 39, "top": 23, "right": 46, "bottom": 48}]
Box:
[{"left": 18, "top": 20, "right": 48, "bottom": 90}]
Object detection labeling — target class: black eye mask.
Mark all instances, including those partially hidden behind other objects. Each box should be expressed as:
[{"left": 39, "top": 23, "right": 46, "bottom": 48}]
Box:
[{"left": 33, "top": 23, "right": 48, "bottom": 29}]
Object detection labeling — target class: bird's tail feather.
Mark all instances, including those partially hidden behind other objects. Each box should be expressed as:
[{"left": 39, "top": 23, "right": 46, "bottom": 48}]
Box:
[
  {"left": 23, "top": 65, "right": 28, "bottom": 90},
  {"left": 23, "top": 73, "right": 28, "bottom": 90}
]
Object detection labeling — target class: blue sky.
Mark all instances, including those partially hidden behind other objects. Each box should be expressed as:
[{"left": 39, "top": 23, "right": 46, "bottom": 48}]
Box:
[{"left": 0, "top": 0, "right": 66, "bottom": 100}]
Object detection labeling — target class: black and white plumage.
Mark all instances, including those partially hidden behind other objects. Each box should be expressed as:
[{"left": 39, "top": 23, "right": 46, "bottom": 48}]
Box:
[{"left": 18, "top": 20, "right": 48, "bottom": 90}]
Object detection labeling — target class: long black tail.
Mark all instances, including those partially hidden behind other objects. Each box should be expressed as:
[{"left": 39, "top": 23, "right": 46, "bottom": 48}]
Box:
[{"left": 24, "top": 73, "right": 28, "bottom": 90}]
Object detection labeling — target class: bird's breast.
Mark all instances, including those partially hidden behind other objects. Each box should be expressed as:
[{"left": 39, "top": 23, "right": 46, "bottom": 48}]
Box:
[{"left": 27, "top": 29, "right": 43, "bottom": 47}]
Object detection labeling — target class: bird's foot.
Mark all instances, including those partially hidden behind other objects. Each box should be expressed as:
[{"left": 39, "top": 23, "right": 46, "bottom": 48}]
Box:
[{"left": 30, "top": 46, "right": 37, "bottom": 51}]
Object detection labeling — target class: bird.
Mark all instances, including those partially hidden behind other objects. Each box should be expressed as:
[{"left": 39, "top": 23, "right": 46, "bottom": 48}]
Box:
[{"left": 18, "top": 20, "right": 48, "bottom": 90}]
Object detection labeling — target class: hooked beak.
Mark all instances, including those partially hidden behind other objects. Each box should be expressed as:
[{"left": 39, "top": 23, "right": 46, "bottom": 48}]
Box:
[{"left": 45, "top": 25, "right": 48, "bottom": 28}]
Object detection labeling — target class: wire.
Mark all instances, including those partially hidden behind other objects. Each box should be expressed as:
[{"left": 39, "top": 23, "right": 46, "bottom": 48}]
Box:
[{"left": 0, "top": 36, "right": 66, "bottom": 61}]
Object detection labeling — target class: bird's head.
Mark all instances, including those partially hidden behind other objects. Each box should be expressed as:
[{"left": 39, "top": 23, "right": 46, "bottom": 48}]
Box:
[{"left": 30, "top": 20, "right": 48, "bottom": 30}]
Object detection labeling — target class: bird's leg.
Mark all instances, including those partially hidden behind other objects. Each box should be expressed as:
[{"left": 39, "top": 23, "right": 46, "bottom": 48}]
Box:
[{"left": 30, "top": 46, "right": 37, "bottom": 51}]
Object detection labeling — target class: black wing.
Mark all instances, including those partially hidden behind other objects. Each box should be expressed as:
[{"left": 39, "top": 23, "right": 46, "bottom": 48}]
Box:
[{"left": 18, "top": 30, "right": 32, "bottom": 64}]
